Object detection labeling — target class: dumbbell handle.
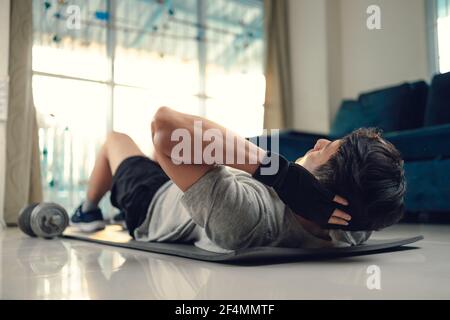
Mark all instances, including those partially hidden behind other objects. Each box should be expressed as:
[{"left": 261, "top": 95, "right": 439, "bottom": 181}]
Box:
[{"left": 48, "top": 215, "right": 63, "bottom": 227}]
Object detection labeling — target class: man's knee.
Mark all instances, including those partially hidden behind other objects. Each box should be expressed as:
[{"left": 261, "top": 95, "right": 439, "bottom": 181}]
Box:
[
  {"left": 103, "top": 131, "right": 144, "bottom": 173},
  {"left": 104, "top": 132, "right": 140, "bottom": 154},
  {"left": 106, "top": 131, "right": 129, "bottom": 142}
]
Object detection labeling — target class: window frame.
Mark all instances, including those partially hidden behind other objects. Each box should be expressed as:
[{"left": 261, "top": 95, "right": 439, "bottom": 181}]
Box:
[
  {"left": 428, "top": 0, "right": 450, "bottom": 75},
  {"left": 427, "top": 0, "right": 440, "bottom": 77},
  {"left": 32, "top": 0, "right": 220, "bottom": 132}
]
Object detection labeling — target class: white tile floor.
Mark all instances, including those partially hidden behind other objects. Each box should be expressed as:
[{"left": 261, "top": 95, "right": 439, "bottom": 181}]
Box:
[{"left": 1, "top": 224, "right": 449, "bottom": 300}]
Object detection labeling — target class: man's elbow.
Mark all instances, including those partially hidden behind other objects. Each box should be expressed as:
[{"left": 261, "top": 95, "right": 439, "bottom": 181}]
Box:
[
  {"left": 151, "top": 106, "right": 176, "bottom": 155},
  {"left": 152, "top": 106, "right": 175, "bottom": 132}
]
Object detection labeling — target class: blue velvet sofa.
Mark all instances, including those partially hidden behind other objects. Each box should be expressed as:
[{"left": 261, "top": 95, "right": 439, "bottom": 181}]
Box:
[{"left": 264, "top": 71, "right": 450, "bottom": 216}]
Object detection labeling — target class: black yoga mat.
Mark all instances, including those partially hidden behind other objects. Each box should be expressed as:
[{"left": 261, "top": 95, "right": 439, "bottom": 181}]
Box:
[{"left": 63, "top": 225, "right": 423, "bottom": 263}]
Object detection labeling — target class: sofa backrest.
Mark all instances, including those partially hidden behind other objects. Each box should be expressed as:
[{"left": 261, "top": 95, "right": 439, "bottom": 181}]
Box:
[
  {"left": 405, "top": 81, "right": 429, "bottom": 129},
  {"left": 330, "top": 100, "right": 369, "bottom": 137},
  {"left": 330, "top": 81, "right": 429, "bottom": 137},
  {"left": 424, "top": 71, "right": 450, "bottom": 127}
]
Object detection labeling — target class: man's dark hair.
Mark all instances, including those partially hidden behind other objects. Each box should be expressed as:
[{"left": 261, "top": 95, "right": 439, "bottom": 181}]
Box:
[{"left": 315, "top": 128, "right": 406, "bottom": 230}]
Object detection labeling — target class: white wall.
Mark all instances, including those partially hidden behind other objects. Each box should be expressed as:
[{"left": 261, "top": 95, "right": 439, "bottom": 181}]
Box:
[
  {"left": 326, "top": 0, "right": 343, "bottom": 128},
  {"left": 339, "top": 0, "right": 429, "bottom": 114},
  {"left": 289, "top": 0, "right": 429, "bottom": 132},
  {"left": 289, "top": 0, "right": 331, "bottom": 133},
  {"left": 0, "top": 0, "right": 10, "bottom": 227}
]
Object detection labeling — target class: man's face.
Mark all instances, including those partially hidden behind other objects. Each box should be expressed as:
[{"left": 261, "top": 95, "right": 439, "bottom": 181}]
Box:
[{"left": 296, "top": 139, "right": 342, "bottom": 173}]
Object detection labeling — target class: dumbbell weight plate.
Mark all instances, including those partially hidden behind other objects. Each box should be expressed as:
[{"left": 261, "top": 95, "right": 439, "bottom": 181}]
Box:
[
  {"left": 18, "top": 203, "right": 40, "bottom": 237},
  {"left": 29, "top": 203, "right": 69, "bottom": 239}
]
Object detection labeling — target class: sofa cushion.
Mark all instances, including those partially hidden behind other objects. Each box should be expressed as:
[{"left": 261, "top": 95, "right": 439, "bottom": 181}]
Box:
[
  {"left": 331, "top": 82, "right": 426, "bottom": 137},
  {"left": 330, "top": 100, "right": 365, "bottom": 137},
  {"left": 384, "top": 123, "right": 450, "bottom": 161},
  {"left": 424, "top": 72, "right": 450, "bottom": 126},
  {"left": 404, "top": 81, "right": 428, "bottom": 129},
  {"left": 358, "top": 83, "right": 420, "bottom": 131},
  {"left": 404, "top": 159, "right": 450, "bottom": 212}
]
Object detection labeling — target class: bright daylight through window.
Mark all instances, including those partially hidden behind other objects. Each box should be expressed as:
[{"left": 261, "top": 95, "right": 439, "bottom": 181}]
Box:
[
  {"left": 32, "top": 0, "right": 265, "bottom": 212},
  {"left": 437, "top": 0, "right": 450, "bottom": 72}
]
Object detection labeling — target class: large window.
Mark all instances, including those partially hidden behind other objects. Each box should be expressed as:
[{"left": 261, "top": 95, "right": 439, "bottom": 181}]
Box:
[
  {"left": 434, "top": 0, "right": 450, "bottom": 73},
  {"left": 32, "top": 0, "right": 265, "bottom": 212}
]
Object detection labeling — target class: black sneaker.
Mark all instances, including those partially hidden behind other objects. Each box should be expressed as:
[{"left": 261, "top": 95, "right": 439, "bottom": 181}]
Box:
[
  {"left": 71, "top": 205, "right": 106, "bottom": 233},
  {"left": 112, "top": 211, "right": 127, "bottom": 229}
]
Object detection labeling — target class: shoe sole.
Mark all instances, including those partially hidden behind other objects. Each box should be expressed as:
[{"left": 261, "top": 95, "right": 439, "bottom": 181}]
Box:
[{"left": 70, "top": 220, "right": 106, "bottom": 233}]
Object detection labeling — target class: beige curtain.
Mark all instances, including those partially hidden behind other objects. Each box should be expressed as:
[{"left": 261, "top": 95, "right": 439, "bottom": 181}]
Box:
[
  {"left": 263, "top": 0, "right": 293, "bottom": 129},
  {"left": 5, "top": 0, "right": 42, "bottom": 225}
]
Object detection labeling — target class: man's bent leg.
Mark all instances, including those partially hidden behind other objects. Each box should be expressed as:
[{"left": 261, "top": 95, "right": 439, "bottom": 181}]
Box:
[
  {"left": 86, "top": 132, "right": 145, "bottom": 206},
  {"left": 72, "top": 132, "right": 146, "bottom": 232}
]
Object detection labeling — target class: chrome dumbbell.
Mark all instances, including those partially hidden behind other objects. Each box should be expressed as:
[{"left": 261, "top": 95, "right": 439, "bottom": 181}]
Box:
[{"left": 18, "top": 203, "right": 69, "bottom": 239}]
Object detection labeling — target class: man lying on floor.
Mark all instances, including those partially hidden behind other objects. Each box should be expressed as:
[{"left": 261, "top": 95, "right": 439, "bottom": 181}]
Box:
[{"left": 71, "top": 107, "right": 406, "bottom": 253}]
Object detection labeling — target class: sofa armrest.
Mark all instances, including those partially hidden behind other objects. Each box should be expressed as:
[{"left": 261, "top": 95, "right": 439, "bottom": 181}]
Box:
[{"left": 253, "top": 130, "right": 330, "bottom": 162}]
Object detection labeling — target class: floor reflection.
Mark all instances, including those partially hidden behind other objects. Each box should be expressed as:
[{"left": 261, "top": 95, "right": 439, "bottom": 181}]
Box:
[
  {"left": 69, "top": 242, "right": 213, "bottom": 299},
  {"left": 1, "top": 225, "right": 448, "bottom": 300},
  {"left": 9, "top": 238, "right": 380, "bottom": 299}
]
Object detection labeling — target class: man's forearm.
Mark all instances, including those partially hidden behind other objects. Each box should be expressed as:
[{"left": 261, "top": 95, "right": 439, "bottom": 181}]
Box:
[{"left": 152, "top": 107, "right": 266, "bottom": 175}]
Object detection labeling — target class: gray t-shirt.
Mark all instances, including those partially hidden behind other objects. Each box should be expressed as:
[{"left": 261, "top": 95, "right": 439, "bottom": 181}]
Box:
[{"left": 134, "top": 166, "right": 371, "bottom": 253}]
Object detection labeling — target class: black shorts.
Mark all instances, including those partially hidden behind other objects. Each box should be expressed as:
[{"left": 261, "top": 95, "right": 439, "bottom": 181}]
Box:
[{"left": 110, "top": 156, "right": 170, "bottom": 237}]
